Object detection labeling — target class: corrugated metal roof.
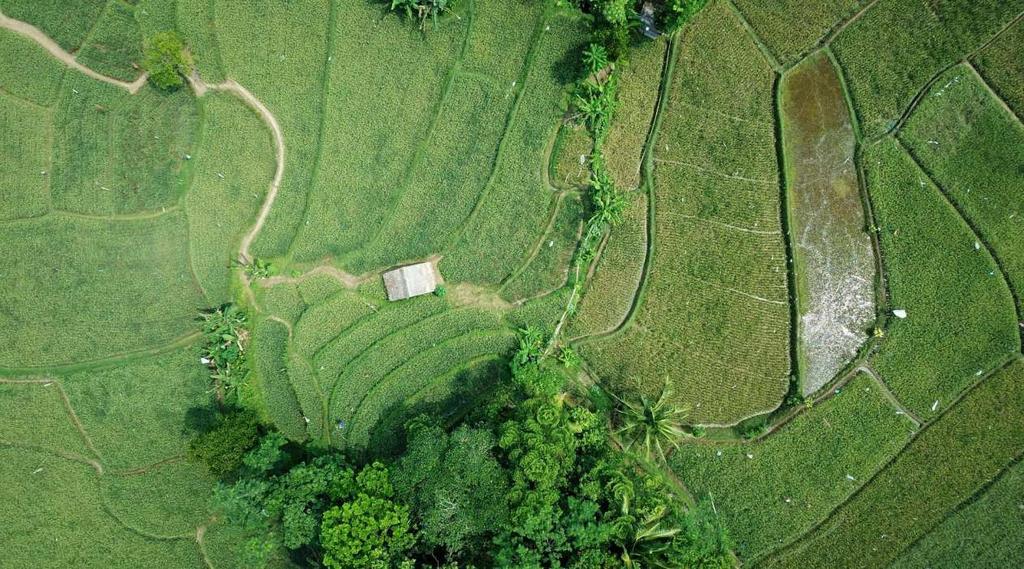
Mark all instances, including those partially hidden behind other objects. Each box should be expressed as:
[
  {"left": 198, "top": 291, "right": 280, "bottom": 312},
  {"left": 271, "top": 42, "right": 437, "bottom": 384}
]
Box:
[{"left": 382, "top": 262, "right": 438, "bottom": 301}]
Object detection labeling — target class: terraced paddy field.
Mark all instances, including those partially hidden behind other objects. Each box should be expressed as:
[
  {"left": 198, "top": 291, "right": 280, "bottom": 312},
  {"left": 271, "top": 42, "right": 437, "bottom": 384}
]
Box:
[{"left": 2, "top": 0, "right": 1024, "bottom": 567}]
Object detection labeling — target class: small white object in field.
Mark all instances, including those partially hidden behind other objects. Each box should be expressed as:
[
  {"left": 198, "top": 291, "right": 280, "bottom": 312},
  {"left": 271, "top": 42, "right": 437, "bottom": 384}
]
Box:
[
  {"left": 217, "top": 172, "right": 224, "bottom": 179},
  {"left": 304, "top": 416, "right": 310, "bottom": 424},
  {"left": 784, "top": 497, "right": 791, "bottom": 504},
  {"left": 745, "top": 453, "right": 754, "bottom": 459},
  {"left": 976, "top": 370, "right": 983, "bottom": 376},
  {"left": 893, "top": 309, "right": 907, "bottom": 319},
  {"left": 185, "top": 154, "right": 191, "bottom": 160},
  {"left": 931, "top": 400, "right": 939, "bottom": 412},
  {"left": 33, "top": 468, "right": 43, "bottom": 474},
  {"left": 975, "top": 241, "right": 981, "bottom": 250},
  {"left": 716, "top": 450, "right": 722, "bottom": 457},
  {"left": 896, "top": 410, "right": 905, "bottom": 415},
  {"left": 845, "top": 474, "right": 856, "bottom": 481},
  {"left": 43, "top": 382, "right": 53, "bottom": 388},
  {"left": 200, "top": 357, "right": 211, "bottom": 365},
  {"left": 72, "top": 88, "right": 79, "bottom": 94}
]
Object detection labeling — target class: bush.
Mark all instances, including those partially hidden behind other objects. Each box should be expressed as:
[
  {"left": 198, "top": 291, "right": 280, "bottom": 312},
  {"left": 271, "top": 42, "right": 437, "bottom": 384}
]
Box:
[
  {"left": 143, "top": 31, "right": 193, "bottom": 90},
  {"left": 187, "top": 409, "right": 261, "bottom": 477}
]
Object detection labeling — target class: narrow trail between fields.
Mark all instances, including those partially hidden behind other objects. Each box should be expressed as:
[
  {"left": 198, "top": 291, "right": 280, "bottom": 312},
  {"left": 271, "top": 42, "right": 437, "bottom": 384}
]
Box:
[{"left": 0, "top": 10, "right": 148, "bottom": 93}]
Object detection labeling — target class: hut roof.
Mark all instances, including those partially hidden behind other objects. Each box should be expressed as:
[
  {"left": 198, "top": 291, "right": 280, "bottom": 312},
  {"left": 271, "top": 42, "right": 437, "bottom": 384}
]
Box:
[{"left": 382, "top": 262, "right": 439, "bottom": 301}]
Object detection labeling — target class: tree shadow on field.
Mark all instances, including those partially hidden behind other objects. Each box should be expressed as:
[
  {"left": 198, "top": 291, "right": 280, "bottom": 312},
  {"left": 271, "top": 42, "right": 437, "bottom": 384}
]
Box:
[
  {"left": 552, "top": 39, "right": 589, "bottom": 87},
  {"left": 358, "top": 358, "right": 510, "bottom": 461}
]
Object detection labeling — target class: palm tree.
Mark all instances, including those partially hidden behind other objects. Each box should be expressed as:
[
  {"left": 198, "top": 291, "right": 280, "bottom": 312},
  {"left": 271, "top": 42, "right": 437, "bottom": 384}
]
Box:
[{"left": 614, "top": 387, "right": 690, "bottom": 463}]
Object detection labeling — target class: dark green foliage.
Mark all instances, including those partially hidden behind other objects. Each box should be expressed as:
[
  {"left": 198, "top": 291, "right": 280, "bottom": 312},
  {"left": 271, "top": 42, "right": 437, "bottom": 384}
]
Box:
[
  {"left": 142, "top": 31, "right": 194, "bottom": 90},
  {"left": 392, "top": 420, "right": 510, "bottom": 561},
  {"left": 199, "top": 304, "right": 250, "bottom": 394},
  {"left": 320, "top": 463, "right": 416, "bottom": 569},
  {"left": 660, "top": 0, "right": 710, "bottom": 34},
  {"left": 187, "top": 409, "right": 261, "bottom": 477},
  {"left": 388, "top": 0, "right": 457, "bottom": 31}
]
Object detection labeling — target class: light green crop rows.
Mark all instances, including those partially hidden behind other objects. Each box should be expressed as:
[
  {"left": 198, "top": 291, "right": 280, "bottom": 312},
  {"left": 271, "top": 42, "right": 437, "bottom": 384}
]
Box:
[
  {"left": 581, "top": 2, "right": 790, "bottom": 424},
  {"left": 603, "top": 37, "right": 666, "bottom": 189},
  {"left": 213, "top": 0, "right": 331, "bottom": 258},
  {"left": 101, "top": 461, "right": 214, "bottom": 537},
  {"left": 761, "top": 359, "right": 1024, "bottom": 569},
  {"left": 670, "top": 373, "right": 915, "bottom": 561},
  {"left": 347, "top": 331, "right": 517, "bottom": 452},
  {"left": 284, "top": 0, "right": 464, "bottom": 262},
  {"left": 831, "top": 0, "right": 1024, "bottom": 138},
  {"left": 292, "top": 290, "right": 375, "bottom": 358},
  {"left": 0, "top": 28, "right": 65, "bottom": 105},
  {"left": 899, "top": 65, "right": 1024, "bottom": 305},
  {"left": 0, "top": 213, "right": 204, "bottom": 368},
  {"left": 441, "top": 11, "right": 587, "bottom": 284},
  {"left": 865, "top": 139, "right": 1018, "bottom": 418},
  {"left": 61, "top": 346, "right": 213, "bottom": 470},
  {"left": 0, "top": 381, "right": 94, "bottom": 458},
  {"left": 252, "top": 318, "right": 307, "bottom": 442},
  {"left": 0, "top": 447, "right": 204, "bottom": 568},
  {"left": 328, "top": 308, "right": 507, "bottom": 440}
]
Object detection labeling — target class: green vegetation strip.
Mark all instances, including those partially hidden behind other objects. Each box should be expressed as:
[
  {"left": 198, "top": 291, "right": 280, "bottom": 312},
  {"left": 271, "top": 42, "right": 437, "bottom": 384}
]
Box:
[
  {"left": 761, "top": 358, "right": 1024, "bottom": 569},
  {"left": 0, "top": 27, "right": 65, "bottom": 105},
  {"left": 865, "top": 139, "right": 1018, "bottom": 418},
  {"left": 670, "top": 373, "right": 914, "bottom": 561},
  {"left": 0, "top": 91, "right": 51, "bottom": 221},
  {"left": 972, "top": 18, "right": 1024, "bottom": 118}
]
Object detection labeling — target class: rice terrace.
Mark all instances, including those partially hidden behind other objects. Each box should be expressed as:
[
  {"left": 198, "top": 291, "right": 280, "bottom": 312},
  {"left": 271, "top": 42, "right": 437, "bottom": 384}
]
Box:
[{"left": 1, "top": 0, "right": 1023, "bottom": 567}]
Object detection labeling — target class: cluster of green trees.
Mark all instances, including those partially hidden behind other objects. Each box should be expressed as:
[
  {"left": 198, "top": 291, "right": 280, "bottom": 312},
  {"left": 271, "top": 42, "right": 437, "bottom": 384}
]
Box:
[
  {"left": 571, "top": 0, "right": 708, "bottom": 59},
  {"left": 188, "top": 331, "right": 731, "bottom": 568}
]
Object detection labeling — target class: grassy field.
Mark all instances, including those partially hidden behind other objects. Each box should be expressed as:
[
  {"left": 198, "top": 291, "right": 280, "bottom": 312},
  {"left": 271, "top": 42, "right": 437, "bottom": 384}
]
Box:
[
  {"left": 0, "top": 28, "right": 65, "bottom": 105},
  {"left": 865, "top": 140, "right": 1019, "bottom": 418},
  {"left": 501, "top": 193, "right": 583, "bottom": 302},
  {"left": 671, "top": 373, "right": 915, "bottom": 562},
  {"left": 567, "top": 192, "right": 648, "bottom": 338},
  {"left": 973, "top": 18, "right": 1024, "bottom": 118},
  {"left": 252, "top": 317, "right": 307, "bottom": 442},
  {"left": 75, "top": 0, "right": 143, "bottom": 82},
  {"left": 760, "top": 358, "right": 1024, "bottom": 569},
  {"left": 52, "top": 75, "right": 199, "bottom": 215},
  {"left": 0, "top": 447, "right": 205, "bottom": 568},
  {"left": 0, "top": 0, "right": 107, "bottom": 51},
  {"left": 898, "top": 64, "right": 1024, "bottom": 305},
  {"left": 892, "top": 458, "right": 1024, "bottom": 568},
  {"left": 60, "top": 347, "right": 212, "bottom": 470},
  {"left": 214, "top": 0, "right": 332, "bottom": 259},
  {"left": 731, "top": 0, "right": 869, "bottom": 64},
  {"left": 0, "top": 91, "right": 51, "bottom": 221},
  {"left": 603, "top": 37, "right": 666, "bottom": 189},
  {"left": 0, "top": 213, "right": 204, "bottom": 368},
  {"left": 831, "top": 0, "right": 1024, "bottom": 138},
  {"left": 781, "top": 52, "right": 874, "bottom": 395},
  {"left": 185, "top": 92, "right": 274, "bottom": 304},
  {"left": 101, "top": 461, "right": 214, "bottom": 537},
  {"left": 581, "top": 2, "right": 791, "bottom": 424}
]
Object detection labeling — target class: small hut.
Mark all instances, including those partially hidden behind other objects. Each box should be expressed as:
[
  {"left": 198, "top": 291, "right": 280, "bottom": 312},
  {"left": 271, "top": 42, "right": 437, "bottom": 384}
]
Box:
[{"left": 382, "top": 261, "right": 439, "bottom": 301}]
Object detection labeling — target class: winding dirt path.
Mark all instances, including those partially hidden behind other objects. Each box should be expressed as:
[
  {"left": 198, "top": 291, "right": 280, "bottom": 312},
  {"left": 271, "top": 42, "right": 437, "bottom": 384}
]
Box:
[
  {"left": 186, "top": 72, "right": 286, "bottom": 308},
  {"left": 0, "top": 10, "right": 148, "bottom": 93}
]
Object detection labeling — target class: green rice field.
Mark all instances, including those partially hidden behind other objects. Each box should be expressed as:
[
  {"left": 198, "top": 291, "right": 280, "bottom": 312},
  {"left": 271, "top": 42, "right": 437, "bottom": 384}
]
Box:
[{"left": 2, "top": 0, "right": 1023, "bottom": 566}]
